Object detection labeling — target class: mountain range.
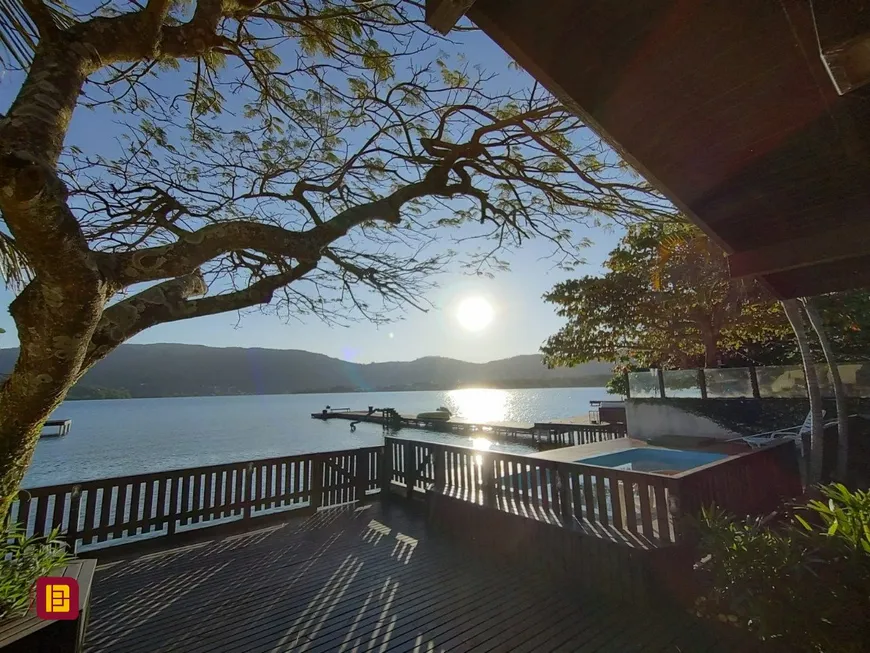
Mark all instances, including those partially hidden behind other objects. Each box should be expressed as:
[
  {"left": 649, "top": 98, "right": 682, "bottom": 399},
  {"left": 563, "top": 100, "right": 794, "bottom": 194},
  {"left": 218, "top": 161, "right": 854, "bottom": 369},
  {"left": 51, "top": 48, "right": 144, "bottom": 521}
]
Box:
[{"left": 0, "top": 345, "right": 612, "bottom": 399}]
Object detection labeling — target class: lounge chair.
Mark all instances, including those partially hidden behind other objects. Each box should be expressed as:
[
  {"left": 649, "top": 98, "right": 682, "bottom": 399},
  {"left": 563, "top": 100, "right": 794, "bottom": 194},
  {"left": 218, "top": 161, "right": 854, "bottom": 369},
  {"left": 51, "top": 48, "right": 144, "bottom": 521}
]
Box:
[{"left": 729, "top": 410, "right": 825, "bottom": 452}]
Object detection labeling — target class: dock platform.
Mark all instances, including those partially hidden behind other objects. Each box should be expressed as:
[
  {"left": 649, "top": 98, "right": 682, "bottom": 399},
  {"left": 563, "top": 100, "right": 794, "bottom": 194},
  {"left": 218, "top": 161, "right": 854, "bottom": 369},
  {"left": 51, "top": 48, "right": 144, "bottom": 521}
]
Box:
[
  {"left": 42, "top": 419, "right": 71, "bottom": 437},
  {"left": 311, "top": 408, "right": 626, "bottom": 449},
  {"left": 313, "top": 409, "right": 534, "bottom": 436}
]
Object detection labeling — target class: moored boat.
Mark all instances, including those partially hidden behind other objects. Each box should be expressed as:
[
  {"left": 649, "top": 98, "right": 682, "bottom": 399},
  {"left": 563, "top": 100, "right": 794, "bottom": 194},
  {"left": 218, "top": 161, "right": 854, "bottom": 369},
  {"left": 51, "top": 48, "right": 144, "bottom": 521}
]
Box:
[{"left": 416, "top": 407, "right": 452, "bottom": 421}]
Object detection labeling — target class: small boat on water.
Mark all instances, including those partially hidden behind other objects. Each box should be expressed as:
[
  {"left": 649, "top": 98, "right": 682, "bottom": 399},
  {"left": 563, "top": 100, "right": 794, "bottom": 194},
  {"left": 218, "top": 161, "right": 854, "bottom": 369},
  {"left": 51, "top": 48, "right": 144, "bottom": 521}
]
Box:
[{"left": 416, "top": 407, "right": 452, "bottom": 421}]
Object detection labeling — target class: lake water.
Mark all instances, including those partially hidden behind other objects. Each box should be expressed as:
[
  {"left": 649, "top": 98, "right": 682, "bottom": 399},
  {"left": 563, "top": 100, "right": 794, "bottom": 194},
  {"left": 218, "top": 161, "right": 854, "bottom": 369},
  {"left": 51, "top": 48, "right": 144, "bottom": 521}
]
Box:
[{"left": 26, "top": 387, "right": 611, "bottom": 488}]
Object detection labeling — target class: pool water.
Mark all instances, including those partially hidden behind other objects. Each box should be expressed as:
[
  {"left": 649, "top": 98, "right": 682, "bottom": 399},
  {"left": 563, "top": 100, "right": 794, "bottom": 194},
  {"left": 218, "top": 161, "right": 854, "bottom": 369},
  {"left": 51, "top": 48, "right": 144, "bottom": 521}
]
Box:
[{"left": 576, "top": 447, "right": 727, "bottom": 474}]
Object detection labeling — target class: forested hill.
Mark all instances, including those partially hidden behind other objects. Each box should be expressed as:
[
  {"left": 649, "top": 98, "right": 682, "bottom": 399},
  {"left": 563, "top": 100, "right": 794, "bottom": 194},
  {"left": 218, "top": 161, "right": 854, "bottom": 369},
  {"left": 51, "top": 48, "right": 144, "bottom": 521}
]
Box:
[{"left": 0, "top": 345, "right": 612, "bottom": 399}]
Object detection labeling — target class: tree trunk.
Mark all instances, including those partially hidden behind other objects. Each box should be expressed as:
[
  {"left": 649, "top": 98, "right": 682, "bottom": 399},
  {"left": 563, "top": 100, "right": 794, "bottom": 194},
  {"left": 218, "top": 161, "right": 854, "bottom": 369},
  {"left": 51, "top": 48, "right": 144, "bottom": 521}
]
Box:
[
  {"left": 0, "top": 24, "right": 113, "bottom": 521},
  {"left": 700, "top": 325, "right": 719, "bottom": 369},
  {"left": 0, "top": 288, "right": 96, "bottom": 520},
  {"left": 782, "top": 299, "right": 824, "bottom": 485},
  {"left": 803, "top": 297, "right": 849, "bottom": 481},
  {"left": 0, "top": 414, "right": 62, "bottom": 525}
]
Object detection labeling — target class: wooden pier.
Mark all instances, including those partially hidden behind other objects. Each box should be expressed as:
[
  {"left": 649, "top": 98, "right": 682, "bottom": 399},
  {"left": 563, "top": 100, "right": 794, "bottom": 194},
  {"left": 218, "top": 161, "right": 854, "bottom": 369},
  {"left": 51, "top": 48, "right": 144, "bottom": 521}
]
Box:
[
  {"left": 41, "top": 419, "right": 71, "bottom": 437},
  {"left": 311, "top": 408, "right": 627, "bottom": 449}
]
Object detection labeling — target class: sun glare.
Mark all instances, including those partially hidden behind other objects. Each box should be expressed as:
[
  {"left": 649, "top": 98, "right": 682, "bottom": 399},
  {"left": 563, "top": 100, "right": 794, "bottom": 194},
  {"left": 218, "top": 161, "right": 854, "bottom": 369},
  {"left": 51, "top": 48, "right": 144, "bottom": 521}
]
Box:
[
  {"left": 456, "top": 296, "right": 494, "bottom": 332},
  {"left": 447, "top": 388, "right": 508, "bottom": 423}
]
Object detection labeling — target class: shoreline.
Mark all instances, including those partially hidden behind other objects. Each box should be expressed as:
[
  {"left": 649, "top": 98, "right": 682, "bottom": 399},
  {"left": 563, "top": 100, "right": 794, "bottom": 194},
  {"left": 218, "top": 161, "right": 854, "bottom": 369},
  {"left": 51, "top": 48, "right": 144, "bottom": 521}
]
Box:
[{"left": 64, "top": 382, "right": 615, "bottom": 401}]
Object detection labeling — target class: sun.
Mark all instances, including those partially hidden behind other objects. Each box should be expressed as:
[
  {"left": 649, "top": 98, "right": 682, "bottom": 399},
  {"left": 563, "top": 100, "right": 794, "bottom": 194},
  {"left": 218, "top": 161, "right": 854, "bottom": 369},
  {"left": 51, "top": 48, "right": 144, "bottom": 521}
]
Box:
[{"left": 456, "top": 296, "right": 494, "bottom": 332}]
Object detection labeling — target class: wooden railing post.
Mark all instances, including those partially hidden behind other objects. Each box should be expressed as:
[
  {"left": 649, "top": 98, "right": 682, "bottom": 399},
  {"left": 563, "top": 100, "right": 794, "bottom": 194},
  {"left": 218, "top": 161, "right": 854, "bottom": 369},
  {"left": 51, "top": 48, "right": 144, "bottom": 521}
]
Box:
[
  {"left": 14, "top": 491, "right": 31, "bottom": 535},
  {"left": 65, "top": 485, "right": 82, "bottom": 553},
  {"left": 666, "top": 478, "right": 685, "bottom": 544},
  {"left": 557, "top": 465, "right": 572, "bottom": 526},
  {"left": 310, "top": 456, "right": 323, "bottom": 511},
  {"left": 433, "top": 445, "right": 445, "bottom": 492},
  {"left": 381, "top": 439, "right": 393, "bottom": 498},
  {"left": 244, "top": 463, "right": 255, "bottom": 520},
  {"left": 166, "top": 478, "right": 177, "bottom": 536},
  {"left": 355, "top": 449, "right": 369, "bottom": 501},
  {"left": 404, "top": 442, "right": 416, "bottom": 499},
  {"left": 480, "top": 454, "right": 495, "bottom": 507}
]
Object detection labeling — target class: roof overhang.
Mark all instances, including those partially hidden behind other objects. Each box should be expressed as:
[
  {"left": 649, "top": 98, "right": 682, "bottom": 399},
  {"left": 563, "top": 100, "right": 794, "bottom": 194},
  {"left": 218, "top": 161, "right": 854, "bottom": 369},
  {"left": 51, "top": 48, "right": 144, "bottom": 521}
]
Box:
[{"left": 429, "top": 0, "right": 870, "bottom": 298}]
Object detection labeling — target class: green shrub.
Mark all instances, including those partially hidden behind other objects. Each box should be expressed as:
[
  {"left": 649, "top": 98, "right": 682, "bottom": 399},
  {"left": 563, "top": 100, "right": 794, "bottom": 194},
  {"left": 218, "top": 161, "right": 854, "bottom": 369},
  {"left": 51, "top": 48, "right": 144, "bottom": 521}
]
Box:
[
  {"left": 0, "top": 527, "right": 74, "bottom": 619},
  {"left": 696, "top": 484, "right": 870, "bottom": 653}
]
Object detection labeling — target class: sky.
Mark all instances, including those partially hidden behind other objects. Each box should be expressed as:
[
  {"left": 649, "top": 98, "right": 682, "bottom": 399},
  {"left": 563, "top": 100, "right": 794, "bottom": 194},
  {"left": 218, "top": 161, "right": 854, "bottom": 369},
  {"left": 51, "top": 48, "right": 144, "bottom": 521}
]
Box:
[{"left": 0, "top": 10, "right": 625, "bottom": 364}]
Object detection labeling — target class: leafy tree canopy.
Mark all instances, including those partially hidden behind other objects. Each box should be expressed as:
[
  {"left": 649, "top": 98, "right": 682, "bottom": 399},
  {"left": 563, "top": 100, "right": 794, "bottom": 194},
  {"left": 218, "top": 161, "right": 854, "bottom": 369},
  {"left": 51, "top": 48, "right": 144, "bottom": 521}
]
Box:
[
  {"left": 0, "top": 0, "right": 674, "bottom": 515},
  {"left": 542, "top": 221, "right": 789, "bottom": 371},
  {"left": 542, "top": 221, "right": 870, "bottom": 385}
]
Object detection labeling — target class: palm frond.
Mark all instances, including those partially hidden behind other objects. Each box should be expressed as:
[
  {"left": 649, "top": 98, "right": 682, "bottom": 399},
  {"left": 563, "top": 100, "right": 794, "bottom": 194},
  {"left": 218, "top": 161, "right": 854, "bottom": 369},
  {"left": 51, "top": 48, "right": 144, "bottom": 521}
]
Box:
[
  {"left": 0, "top": 232, "right": 31, "bottom": 290},
  {"left": 0, "top": 0, "right": 74, "bottom": 69}
]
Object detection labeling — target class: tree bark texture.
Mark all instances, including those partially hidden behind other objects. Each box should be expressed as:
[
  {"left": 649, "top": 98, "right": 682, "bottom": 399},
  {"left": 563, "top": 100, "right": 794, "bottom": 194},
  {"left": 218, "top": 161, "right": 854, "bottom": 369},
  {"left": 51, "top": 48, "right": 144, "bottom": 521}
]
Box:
[
  {"left": 782, "top": 299, "right": 824, "bottom": 485},
  {"left": 803, "top": 297, "right": 849, "bottom": 481}
]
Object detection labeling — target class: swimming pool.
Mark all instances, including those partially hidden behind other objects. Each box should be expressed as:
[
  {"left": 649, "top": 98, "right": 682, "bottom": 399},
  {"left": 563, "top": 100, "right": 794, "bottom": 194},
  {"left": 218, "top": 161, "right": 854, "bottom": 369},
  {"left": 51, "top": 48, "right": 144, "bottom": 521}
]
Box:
[{"left": 576, "top": 447, "right": 727, "bottom": 474}]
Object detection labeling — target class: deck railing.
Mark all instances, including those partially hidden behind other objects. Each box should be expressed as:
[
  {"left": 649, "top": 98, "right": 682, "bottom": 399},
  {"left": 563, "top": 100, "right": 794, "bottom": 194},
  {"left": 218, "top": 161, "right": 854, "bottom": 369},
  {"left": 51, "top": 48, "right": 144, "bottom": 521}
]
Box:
[
  {"left": 675, "top": 441, "right": 803, "bottom": 518},
  {"left": 12, "top": 436, "right": 799, "bottom": 553},
  {"left": 535, "top": 422, "right": 627, "bottom": 448},
  {"left": 384, "top": 436, "right": 800, "bottom": 548},
  {"left": 12, "top": 447, "right": 382, "bottom": 552}
]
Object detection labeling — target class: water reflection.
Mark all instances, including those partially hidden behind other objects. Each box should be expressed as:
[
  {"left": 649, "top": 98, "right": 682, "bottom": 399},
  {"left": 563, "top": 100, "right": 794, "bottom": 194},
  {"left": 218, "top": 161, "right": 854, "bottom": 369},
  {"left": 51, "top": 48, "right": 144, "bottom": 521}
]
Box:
[
  {"left": 445, "top": 388, "right": 509, "bottom": 423},
  {"left": 471, "top": 437, "right": 492, "bottom": 451}
]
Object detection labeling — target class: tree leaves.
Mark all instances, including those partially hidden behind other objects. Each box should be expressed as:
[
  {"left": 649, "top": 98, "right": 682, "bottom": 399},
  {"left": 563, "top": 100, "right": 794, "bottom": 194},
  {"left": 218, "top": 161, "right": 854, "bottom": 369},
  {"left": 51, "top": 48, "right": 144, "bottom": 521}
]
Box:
[{"left": 542, "top": 222, "right": 791, "bottom": 370}]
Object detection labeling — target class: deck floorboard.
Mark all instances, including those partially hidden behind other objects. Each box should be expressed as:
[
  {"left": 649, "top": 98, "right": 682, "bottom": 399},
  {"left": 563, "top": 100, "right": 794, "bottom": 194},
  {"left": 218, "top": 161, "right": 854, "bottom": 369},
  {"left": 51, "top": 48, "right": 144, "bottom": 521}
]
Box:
[{"left": 85, "top": 501, "right": 760, "bottom": 653}]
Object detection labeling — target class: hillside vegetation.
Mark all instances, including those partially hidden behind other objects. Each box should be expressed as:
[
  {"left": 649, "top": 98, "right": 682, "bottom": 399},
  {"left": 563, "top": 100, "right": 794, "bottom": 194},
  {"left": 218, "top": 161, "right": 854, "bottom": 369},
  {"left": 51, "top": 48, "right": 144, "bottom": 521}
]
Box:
[{"left": 0, "top": 346, "right": 611, "bottom": 399}]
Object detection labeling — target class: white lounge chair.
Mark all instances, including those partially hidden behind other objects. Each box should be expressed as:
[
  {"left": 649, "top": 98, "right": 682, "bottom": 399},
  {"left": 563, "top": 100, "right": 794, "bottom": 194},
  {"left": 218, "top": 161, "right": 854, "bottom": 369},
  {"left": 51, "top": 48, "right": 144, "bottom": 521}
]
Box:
[{"left": 730, "top": 410, "right": 826, "bottom": 452}]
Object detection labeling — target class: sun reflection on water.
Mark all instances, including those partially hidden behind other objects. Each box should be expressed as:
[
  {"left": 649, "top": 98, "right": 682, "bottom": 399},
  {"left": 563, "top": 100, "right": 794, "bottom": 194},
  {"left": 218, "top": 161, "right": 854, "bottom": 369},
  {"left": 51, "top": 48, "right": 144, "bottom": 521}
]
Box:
[{"left": 445, "top": 388, "right": 509, "bottom": 423}]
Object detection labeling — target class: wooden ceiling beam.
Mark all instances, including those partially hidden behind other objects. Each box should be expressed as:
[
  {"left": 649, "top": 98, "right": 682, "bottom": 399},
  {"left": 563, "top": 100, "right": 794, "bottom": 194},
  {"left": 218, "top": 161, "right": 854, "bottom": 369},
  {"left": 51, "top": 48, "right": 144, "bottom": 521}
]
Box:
[
  {"left": 728, "top": 222, "right": 870, "bottom": 279},
  {"left": 765, "top": 254, "right": 870, "bottom": 298},
  {"left": 425, "top": 0, "right": 477, "bottom": 35},
  {"left": 814, "top": 0, "right": 870, "bottom": 94}
]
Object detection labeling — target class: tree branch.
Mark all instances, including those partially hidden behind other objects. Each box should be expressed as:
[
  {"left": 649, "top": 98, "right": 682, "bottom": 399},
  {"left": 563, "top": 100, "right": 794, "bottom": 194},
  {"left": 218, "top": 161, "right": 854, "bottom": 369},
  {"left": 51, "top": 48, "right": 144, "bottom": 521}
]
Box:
[
  {"left": 158, "top": 0, "right": 235, "bottom": 58},
  {"left": 83, "top": 271, "right": 207, "bottom": 371},
  {"left": 140, "top": 0, "right": 173, "bottom": 47},
  {"left": 99, "top": 180, "right": 435, "bottom": 287},
  {"left": 84, "top": 258, "right": 316, "bottom": 370},
  {"left": 0, "top": 152, "right": 98, "bottom": 288}
]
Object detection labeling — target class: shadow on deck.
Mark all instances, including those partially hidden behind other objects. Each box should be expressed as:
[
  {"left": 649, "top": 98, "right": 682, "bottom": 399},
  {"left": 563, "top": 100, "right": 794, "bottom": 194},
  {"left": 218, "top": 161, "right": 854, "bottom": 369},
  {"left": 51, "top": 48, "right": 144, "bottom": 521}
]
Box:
[{"left": 85, "top": 501, "right": 759, "bottom": 653}]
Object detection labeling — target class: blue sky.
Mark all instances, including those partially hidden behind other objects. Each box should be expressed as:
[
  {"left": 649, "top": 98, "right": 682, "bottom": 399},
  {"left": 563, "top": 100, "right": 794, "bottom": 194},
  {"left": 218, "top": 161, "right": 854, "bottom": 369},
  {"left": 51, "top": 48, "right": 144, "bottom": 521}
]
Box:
[{"left": 0, "top": 17, "right": 624, "bottom": 364}]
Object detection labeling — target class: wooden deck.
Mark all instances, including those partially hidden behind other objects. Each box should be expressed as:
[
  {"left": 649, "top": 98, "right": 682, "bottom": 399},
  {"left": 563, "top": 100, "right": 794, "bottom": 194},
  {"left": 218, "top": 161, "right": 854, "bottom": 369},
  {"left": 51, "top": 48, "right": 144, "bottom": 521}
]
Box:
[{"left": 85, "top": 501, "right": 760, "bottom": 653}]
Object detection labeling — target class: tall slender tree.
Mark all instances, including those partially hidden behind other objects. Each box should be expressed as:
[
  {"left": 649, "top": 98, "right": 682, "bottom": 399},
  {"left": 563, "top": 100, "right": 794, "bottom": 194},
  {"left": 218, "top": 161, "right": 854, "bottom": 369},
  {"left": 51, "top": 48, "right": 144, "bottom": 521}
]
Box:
[
  {"left": 803, "top": 297, "right": 849, "bottom": 480},
  {"left": 782, "top": 299, "right": 824, "bottom": 484}
]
